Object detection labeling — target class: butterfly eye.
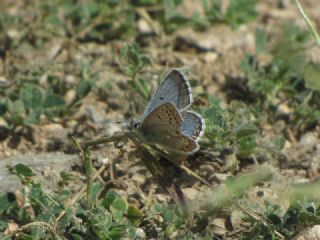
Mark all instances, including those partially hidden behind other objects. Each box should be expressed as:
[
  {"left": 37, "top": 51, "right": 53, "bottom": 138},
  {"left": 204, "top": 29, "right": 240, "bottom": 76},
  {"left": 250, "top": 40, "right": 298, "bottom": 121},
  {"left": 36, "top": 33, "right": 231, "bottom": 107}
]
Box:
[{"left": 133, "top": 122, "right": 141, "bottom": 128}]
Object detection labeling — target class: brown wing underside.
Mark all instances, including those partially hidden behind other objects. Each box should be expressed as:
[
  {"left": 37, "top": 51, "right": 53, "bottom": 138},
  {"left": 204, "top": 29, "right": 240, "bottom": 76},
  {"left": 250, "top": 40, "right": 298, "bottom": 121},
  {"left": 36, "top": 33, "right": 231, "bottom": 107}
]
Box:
[{"left": 139, "top": 102, "right": 199, "bottom": 153}]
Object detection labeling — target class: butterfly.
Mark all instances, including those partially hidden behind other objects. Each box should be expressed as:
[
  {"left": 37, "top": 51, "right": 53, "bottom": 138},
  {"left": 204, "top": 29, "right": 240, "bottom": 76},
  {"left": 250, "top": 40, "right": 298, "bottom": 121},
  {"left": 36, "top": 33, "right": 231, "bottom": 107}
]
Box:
[{"left": 133, "top": 69, "right": 205, "bottom": 154}]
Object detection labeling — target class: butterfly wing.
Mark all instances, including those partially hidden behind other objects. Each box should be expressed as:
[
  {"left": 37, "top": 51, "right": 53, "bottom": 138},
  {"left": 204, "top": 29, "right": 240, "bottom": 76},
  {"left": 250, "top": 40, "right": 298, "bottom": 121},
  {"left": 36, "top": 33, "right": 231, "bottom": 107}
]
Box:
[
  {"left": 139, "top": 102, "right": 199, "bottom": 154},
  {"left": 181, "top": 111, "right": 205, "bottom": 142},
  {"left": 142, "top": 69, "right": 192, "bottom": 119}
]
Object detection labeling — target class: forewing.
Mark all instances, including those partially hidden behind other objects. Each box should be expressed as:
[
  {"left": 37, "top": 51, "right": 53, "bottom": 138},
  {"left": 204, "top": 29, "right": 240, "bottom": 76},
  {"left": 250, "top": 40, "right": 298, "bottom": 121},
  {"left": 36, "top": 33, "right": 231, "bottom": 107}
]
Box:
[
  {"left": 140, "top": 102, "right": 199, "bottom": 154},
  {"left": 142, "top": 69, "right": 192, "bottom": 119},
  {"left": 181, "top": 111, "right": 205, "bottom": 142}
]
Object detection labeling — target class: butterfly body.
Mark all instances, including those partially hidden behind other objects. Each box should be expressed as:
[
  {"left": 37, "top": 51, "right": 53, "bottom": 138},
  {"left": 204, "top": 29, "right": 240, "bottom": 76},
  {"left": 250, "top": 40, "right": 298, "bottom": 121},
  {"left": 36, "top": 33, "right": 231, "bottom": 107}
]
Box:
[{"left": 135, "top": 69, "right": 205, "bottom": 155}]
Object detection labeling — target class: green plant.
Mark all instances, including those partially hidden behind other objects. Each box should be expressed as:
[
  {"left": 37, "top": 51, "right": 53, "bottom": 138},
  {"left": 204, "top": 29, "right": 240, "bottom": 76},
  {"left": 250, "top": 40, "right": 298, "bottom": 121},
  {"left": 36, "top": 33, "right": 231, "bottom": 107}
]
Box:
[
  {"left": 0, "top": 164, "right": 142, "bottom": 240},
  {"left": 201, "top": 96, "right": 259, "bottom": 157},
  {"left": 240, "top": 23, "right": 320, "bottom": 128},
  {"left": 1, "top": 83, "right": 65, "bottom": 128},
  {"left": 0, "top": 59, "right": 98, "bottom": 129},
  {"left": 243, "top": 199, "right": 320, "bottom": 239},
  {"left": 40, "top": 0, "right": 136, "bottom": 42},
  {"left": 203, "top": 0, "right": 258, "bottom": 28},
  {"left": 116, "top": 43, "right": 152, "bottom": 100}
]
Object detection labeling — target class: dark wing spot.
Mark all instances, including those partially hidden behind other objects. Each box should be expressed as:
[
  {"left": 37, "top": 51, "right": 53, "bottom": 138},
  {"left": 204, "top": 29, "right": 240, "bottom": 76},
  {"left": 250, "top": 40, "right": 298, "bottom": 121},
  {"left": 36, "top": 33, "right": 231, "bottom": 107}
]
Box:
[{"left": 159, "top": 96, "right": 164, "bottom": 100}]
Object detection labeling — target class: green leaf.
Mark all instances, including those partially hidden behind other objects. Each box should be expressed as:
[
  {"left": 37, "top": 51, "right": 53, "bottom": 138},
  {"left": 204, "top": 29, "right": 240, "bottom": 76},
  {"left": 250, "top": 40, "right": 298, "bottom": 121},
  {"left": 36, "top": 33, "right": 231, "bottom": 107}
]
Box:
[
  {"left": 0, "top": 99, "right": 7, "bottom": 115},
  {"left": 164, "top": 0, "right": 178, "bottom": 21},
  {"left": 205, "top": 98, "right": 224, "bottom": 122},
  {"left": 111, "top": 198, "right": 128, "bottom": 213},
  {"left": 226, "top": 0, "right": 258, "bottom": 28},
  {"left": 111, "top": 197, "right": 128, "bottom": 221},
  {"left": 235, "top": 124, "right": 258, "bottom": 140},
  {"left": 46, "top": 15, "right": 63, "bottom": 26},
  {"left": 76, "top": 81, "right": 91, "bottom": 99},
  {"left": 127, "top": 227, "right": 136, "bottom": 239},
  {"left": 24, "top": 109, "right": 42, "bottom": 125},
  {"left": 165, "top": 223, "right": 176, "bottom": 237},
  {"left": 226, "top": 176, "right": 236, "bottom": 189},
  {"left": 163, "top": 209, "right": 175, "bottom": 223},
  {"left": 7, "top": 99, "right": 25, "bottom": 126},
  {"left": 59, "top": 172, "right": 73, "bottom": 187},
  {"left": 0, "top": 220, "right": 7, "bottom": 231},
  {"left": 20, "top": 84, "right": 43, "bottom": 109},
  {"left": 102, "top": 191, "right": 119, "bottom": 210},
  {"left": 153, "top": 202, "right": 163, "bottom": 213},
  {"left": 8, "top": 99, "right": 25, "bottom": 115},
  {"left": 104, "top": 212, "right": 113, "bottom": 230},
  {"left": 255, "top": 28, "right": 266, "bottom": 53},
  {"left": 89, "top": 208, "right": 113, "bottom": 237},
  {"left": 43, "top": 94, "right": 65, "bottom": 108},
  {"left": 70, "top": 233, "right": 84, "bottom": 240},
  {"left": 128, "top": 78, "right": 151, "bottom": 100},
  {"left": 234, "top": 124, "right": 258, "bottom": 156},
  {"left": 31, "top": 225, "right": 46, "bottom": 239},
  {"left": 15, "top": 164, "right": 35, "bottom": 177},
  {"left": 117, "top": 43, "right": 151, "bottom": 79},
  {"left": 237, "top": 136, "right": 257, "bottom": 156},
  {"left": 127, "top": 206, "right": 142, "bottom": 221},
  {"left": 108, "top": 224, "right": 126, "bottom": 239},
  {"left": 90, "top": 182, "right": 103, "bottom": 203},
  {"left": 304, "top": 63, "right": 320, "bottom": 91},
  {"left": 0, "top": 193, "right": 16, "bottom": 215}
]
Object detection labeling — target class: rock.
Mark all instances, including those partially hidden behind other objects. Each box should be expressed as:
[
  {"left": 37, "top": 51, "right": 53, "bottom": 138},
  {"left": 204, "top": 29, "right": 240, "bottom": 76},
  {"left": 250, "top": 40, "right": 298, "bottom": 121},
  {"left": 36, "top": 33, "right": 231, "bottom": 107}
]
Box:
[
  {"left": 0, "top": 152, "right": 80, "bottom": 194},
  {"left": 131, "top": 174, "right": 146, "bottom": 185},
  {"left": 47, "top": 40, "right": 63, "bottom": 60},
  {"left": 176, "top": 0, "right": 206, "bottom": 18},
  {"left": 4, "top": 220, "right": 19, "bottom": 235},
  {"left": 201, "top": 52, "right": 218, "bottom": 63},
  {"left": 0, "top": 117, "right": 8, "bottom": 127},
  {"left": 214, "top": 173, "right": 232, "bottom": 183},
  {"left": 175, "top": 26, "right": 255, "bottom": 53},
  {"left": 277, "top": 102, "right": 293, "bottom": 115},
  {"left": 65, "top": 89, "right": 76, "bottom": 105},
  {"left": 210, "top": 218, "right": 227, "bottom": 235},
  {"left": 135, "top": 227, "right": 146, "bottom": 239},
  {"left": 0, "top": 76, "right": 9, "bottom": 87},
  {"left": 299, "top": 132, "right": 318, "bottom": 147},
  {"left": 229, "top": 210, "right": 244, "bottom": 230},
  {"left": 137, "top": 19, "right": 154, "bottom": 35},
  {"left": 297, "top": 225, "right": 320, "bottom": 240},
  {"left": 65, "top": 75, "right": 77, "bottom": 85},
  {"left": 182, "top": 187, "right": 199, "bottom": 200},
  {"left": 223, "top": 154, "right": 238, "bottom": 172},
  {"left": 308, "top": 225, "right": 320, "bottom": 240}
]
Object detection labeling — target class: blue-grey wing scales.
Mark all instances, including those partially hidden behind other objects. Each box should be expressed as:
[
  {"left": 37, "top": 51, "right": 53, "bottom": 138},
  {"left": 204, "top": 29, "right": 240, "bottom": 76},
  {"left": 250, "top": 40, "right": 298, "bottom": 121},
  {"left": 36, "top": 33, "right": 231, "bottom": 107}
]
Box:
[
  {"left": 181, "top": 111, "right": 205, "bottom": 142},
  {"left": 142, "top": 69, "right": 192, "bottom": 119}
]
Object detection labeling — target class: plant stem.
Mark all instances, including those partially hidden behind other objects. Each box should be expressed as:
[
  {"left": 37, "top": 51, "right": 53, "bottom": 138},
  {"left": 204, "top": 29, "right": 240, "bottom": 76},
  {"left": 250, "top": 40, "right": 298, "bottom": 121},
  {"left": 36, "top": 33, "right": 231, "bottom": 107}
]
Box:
[
  {"left": 72, "top": 133, "right": 126, "bottom": 209},
  {"left": 84, "top": 147, "right": 93, "bottom": 209},
  {"left": 54, "top": 165, "right": 106, "bottom": 223},
  {"left": 295, "top": 0, "right": 320, "bottom": 46}
]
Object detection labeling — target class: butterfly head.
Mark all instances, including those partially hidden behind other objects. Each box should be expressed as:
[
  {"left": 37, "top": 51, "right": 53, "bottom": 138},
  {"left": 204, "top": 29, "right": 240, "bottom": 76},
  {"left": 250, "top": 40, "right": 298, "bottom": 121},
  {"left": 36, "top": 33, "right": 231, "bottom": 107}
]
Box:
[{"left": 128, "top": 118, "right": 141, "bottom": 131}]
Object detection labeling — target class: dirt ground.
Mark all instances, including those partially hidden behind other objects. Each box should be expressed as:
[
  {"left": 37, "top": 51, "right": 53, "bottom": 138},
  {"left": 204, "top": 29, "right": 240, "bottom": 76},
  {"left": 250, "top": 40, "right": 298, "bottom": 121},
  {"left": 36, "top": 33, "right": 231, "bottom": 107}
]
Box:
[{"left": 0, "top": 0, "right": 320, "bottom": 239}]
